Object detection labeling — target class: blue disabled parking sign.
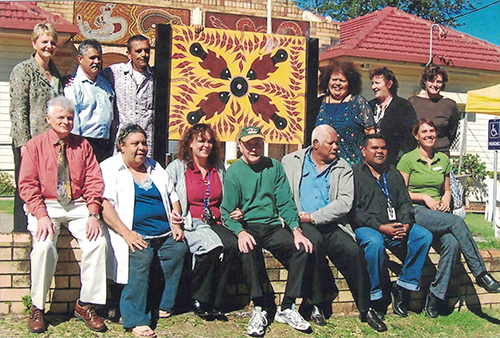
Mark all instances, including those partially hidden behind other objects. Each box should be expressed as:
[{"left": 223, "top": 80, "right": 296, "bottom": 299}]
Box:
[
  {"left": 489, "top": 119, "right": 500, "bottom": 150},
  {"left": 488, "top": 119, "right": 500, "bottom": 150}
]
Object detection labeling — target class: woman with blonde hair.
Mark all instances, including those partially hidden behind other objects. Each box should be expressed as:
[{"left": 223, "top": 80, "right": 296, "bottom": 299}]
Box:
[{"left": 10, "top": 22, "right": 62, "bottom": 231}]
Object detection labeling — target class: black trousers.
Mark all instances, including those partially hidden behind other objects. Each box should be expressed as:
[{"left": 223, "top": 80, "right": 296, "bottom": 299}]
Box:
[
  {"left": 241, "top": 223, "right": 309, "bottom": 302},
  {"left": 12, "top": 144, "right": 27, "bottom": 232},
  {"left": 85, "top": 137, "right": 113, "bottom": 163},
  {"left": 191, "top": 223, "right": 238, "bottom": 309},
  {"left": 302, "top": 222, "right": 371, "bottom": 313}
]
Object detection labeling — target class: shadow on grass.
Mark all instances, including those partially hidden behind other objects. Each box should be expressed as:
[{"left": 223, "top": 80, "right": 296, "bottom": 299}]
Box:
[
  {"left": 383, "top": 236, "right": 500, "bottom": 326},
  {"left": 470, "top": 308, "right": 500, "bottom": 324},
  {"left": 44, "top": 314, "right": 72, "bottom": 328},
  {"left": 446, "top": 264, "right": 500, "bottom": 325}
]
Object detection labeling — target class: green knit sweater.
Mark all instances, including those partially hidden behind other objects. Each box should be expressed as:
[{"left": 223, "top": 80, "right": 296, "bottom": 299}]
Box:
[{"left": 221, "top": 157, "right": 300, "bottom": 235}]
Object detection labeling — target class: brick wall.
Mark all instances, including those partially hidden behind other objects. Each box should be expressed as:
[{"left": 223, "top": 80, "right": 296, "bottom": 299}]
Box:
[
  {"left": 40, "top": 0, "right": 305, "bottom": 21},
  {"left": 0, "top": 229, "right": 82, "bottom": 314},
  {"left": 37, "top": 0, "right": 338, "bottom": 50},
  {"left": 2, "top": 229, "right": 500, "bottom": 315}
]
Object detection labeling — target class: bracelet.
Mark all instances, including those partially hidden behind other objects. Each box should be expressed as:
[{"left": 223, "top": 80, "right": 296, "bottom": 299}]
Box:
[{"left": 293, "top": 227, "right": 303, "bottom": 233}]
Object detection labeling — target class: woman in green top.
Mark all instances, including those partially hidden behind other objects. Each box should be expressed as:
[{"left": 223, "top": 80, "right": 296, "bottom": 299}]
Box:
[{"left": 397, "top": 118, "right": 500, "bottom": 318}]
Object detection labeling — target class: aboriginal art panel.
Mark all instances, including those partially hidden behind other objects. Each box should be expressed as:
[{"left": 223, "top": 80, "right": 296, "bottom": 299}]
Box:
[
  {"left": 168, "top": 25, "right": 307, "bottom": 144},
  {"left": 73, "top": 1, "right": 190, "bottom": 46},
  {"left": 206, "top": 12, "right": 309, "bottom": 37}
]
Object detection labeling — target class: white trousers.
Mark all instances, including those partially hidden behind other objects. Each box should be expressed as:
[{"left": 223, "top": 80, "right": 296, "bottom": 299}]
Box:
[{"left": 27, "top": 200, "right": 107, "bottom": 310}]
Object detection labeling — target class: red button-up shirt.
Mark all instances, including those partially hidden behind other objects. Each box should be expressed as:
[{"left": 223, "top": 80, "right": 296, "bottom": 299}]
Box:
[{"left": 19, "top": 130, "right": 103, "bottom": 219}]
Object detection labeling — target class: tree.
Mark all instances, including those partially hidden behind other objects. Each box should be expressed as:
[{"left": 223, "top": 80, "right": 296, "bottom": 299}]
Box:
[{"left": 298, "top": 0, "right": 475, "bottom": 27}]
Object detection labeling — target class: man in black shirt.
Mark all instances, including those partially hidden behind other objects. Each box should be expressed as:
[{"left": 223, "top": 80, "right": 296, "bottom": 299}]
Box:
[{"left": 352, "top": 134, "right": 432, "bottom": 317}]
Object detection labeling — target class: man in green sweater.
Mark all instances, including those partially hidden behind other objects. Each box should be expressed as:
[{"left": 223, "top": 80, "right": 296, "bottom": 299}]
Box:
[{"left": 221, "top": 126, "right": 314, "bottom": 337}]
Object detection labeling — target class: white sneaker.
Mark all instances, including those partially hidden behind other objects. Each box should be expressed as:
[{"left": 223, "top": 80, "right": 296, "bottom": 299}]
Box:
[
  {"left": 247, "top": 306, "right": 268, "bottom": 337},
  {"left": 274, "top": 305, "right": 311, "bottom": 331}
]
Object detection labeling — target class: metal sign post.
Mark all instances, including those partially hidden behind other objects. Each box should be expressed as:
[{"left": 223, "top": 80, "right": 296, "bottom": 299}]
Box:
[{"left": 488, "top": 119, "right": 500, "bottom": 238}]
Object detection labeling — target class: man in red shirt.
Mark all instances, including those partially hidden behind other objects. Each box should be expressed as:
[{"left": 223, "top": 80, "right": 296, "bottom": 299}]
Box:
[{"left": 19, "top": 96, "right": 107, "bottom": 334}]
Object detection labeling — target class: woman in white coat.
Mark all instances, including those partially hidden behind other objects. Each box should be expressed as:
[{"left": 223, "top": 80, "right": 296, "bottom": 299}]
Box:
[{"left": 101, "top": 124, "right": 187, "bottom": 338}]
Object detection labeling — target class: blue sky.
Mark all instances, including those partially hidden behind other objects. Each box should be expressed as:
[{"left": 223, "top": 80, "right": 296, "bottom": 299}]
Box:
[{"left": 455, "top": 1, "right": 500, "bottom": 46}]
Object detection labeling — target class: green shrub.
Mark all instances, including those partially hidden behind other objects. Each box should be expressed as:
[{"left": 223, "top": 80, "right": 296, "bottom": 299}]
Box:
[
  {"left": 22, "top": 295, "right": 31, "bottom": 314},
  {"left": 488, "top": 171, "right": 500, "bottom": 180},
  {"left": 452, "top": 154, "right": 487, "bottom": 199},
  {"left": 0, "top": 172, "right": 15, "bottom": 196}
]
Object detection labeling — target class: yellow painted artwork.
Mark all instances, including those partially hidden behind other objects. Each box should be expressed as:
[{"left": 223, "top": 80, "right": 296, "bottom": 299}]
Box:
[{"left": 168, "top": 25, "right": 307, "bottom": 144}]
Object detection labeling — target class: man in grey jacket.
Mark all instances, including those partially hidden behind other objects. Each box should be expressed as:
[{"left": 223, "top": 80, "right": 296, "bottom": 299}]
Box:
[{"left": 282, "top": 125, "right": 386, "bottom": 332}]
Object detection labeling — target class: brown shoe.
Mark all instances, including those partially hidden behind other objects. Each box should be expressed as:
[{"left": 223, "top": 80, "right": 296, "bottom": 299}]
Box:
[
  {"left": 27, "top": 306, "right": 46, "bottom": 333},
  {"left": 74, "top": 300, "right": 107, "bottom": 332}
]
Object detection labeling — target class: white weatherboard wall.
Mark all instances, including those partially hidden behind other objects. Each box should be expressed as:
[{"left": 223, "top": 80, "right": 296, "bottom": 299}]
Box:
[
  {"left": 0, "top": 33, "right": 34, "bottom": 174},
  {"left": 0, "top": 31, "right": 74, "bottom": 174},
  {"left": 466, "top": 112, "right": 499, "bottom": 172}
]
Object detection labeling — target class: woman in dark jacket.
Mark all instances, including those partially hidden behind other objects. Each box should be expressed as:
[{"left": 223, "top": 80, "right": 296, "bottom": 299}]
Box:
[{"left": 368, "top": 67, "right": 417, "bottom": 165}]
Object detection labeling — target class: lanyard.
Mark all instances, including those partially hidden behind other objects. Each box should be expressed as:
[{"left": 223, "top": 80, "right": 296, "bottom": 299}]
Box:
[
  {"left": 198, "top": 171, "right": 211, "bottom": 209},
  {"left": 374, "top": 173, "right": 392, "bottom": 208}
]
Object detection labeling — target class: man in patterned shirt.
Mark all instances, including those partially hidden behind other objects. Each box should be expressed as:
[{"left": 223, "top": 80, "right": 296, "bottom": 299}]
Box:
[{"left": 101, "top": 35, "right": 155, "bottom": 155}]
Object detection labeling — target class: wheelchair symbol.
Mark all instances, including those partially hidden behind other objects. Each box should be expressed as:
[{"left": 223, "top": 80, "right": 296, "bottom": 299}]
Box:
[{"left": 491, "top": 123, "right": 499, "bottom": 138}]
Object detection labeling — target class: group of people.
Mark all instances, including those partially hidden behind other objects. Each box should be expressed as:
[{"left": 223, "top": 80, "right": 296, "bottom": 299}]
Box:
[
  {"left": 10, "top": 22, "right": 500, "bottom": 338},
  {"left": 304, "top": 60, "right": 500, "bottom": 323},
  {"left": 10, "top": 23, "right": 154, "bottom": 232},
  {"left": 10, "top": 23, "right": 161, "bottom": 337}
]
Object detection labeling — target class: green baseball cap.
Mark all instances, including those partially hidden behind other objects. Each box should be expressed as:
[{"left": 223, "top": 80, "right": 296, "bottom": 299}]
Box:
[{"left": 239, "top": 126, "right": 265, "bottom": 142}]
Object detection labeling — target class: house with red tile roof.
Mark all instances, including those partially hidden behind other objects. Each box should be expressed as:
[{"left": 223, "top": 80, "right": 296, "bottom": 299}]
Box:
[
  {"left": 0, "top": 1, "right": 79, "bottom": 33},
  {"left": 0, "top": 1, "right": 79, "bottom": 173},
  {"left": 320, "top": 6, "right": 500, "bottom": 72},
  {"left": 319, "top": 6, "right": 500, "bottom": 173}
]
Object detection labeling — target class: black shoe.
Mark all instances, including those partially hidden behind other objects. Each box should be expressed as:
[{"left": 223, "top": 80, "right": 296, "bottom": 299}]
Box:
[
  {"left": 310, "top": 305, "right": 326, "bottom": 326},
  {"left": 361, "top": 309, "right": 387, "bottom": 332},
  {"left": 424, "top": 292, "right": 440, "bottom": 318},
  {"left": 370, "top": 299, "right": 386, "bottom": 321},
  {"left": 211, "top": 309, "right": 228, "bottom": 321},
  {"left": 193, "top": 299, "right": 213, "bottom": 320},
  {"left": 391, "top": 282, "right": 408, "bottom": 317},
  {"left": 374, "top": 310, "right": 385, "bottom": 321},
  {"left": 477, "top": 273, "right": 500, "bottom": 293}
]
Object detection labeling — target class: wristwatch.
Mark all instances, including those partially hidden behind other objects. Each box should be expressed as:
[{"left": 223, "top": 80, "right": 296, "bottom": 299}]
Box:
[{"left": 89, "top": 214, "right": 101, "bottom": 221}]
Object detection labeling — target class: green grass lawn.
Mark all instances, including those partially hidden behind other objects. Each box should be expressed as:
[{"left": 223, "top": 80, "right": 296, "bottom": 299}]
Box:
[
  {"left": 466, "top": 213, "right": 500, "bottom": 250},
  {"left": 0, "top": 199, "right": 13, "bottom": 214},
  {"left": 2, "top": 308, "right": 500, "bottom": 338}
]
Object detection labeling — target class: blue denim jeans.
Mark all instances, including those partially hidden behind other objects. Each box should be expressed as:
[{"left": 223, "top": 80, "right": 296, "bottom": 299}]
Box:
[
  {"left": 120, "top": 236, "right": 188, "bottom": 329},
  {"left": 355, "top": 224, "right": 432, "bottom": 301},
  {"left": 414, "top": 205, "right": 487, "bottom": 299}
]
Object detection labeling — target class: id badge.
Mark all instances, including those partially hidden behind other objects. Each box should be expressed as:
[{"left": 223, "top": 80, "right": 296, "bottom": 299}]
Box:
[{"left": 387, "top": 207, "right": 396, "bottom": 221}]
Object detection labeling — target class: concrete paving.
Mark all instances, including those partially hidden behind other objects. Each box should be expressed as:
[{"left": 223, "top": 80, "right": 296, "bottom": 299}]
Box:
[{"left": 0, "top": 213, "right": 13, "bottom": 233}]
